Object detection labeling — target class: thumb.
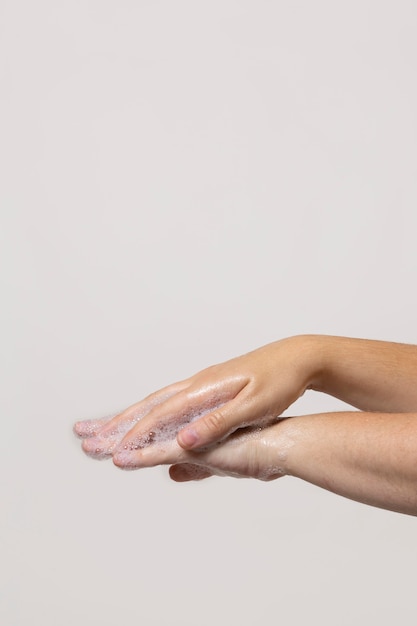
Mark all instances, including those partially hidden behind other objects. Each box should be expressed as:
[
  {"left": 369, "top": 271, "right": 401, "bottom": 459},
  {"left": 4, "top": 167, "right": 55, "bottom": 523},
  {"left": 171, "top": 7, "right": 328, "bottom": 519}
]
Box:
[{"left": 176, "top": 396, "right": 256, "bottom": 450}]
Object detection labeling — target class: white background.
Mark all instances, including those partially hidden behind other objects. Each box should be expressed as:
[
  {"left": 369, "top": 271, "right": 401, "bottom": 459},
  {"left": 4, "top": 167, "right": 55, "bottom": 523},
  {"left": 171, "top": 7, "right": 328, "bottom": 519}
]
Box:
[{"left": 1, "top": 1, "right": 417, "bottom": 624}]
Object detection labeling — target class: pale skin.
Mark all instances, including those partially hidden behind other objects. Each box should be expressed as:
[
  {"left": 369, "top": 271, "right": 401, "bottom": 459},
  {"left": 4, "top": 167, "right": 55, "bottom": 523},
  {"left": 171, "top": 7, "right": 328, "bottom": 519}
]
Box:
[{"left": 74, "top": 335, "right": 417, "bottom": 516}]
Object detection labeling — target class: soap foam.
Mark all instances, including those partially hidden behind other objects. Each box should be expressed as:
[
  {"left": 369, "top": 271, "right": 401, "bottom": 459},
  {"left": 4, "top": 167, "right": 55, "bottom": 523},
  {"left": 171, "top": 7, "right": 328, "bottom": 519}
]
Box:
[
  {"left": 77, "top": 390, "right": 180, "bottom": 459},
  {"left": 79, "top": 390, "right": 229, "bottom": 465},
  {"left": 73, "top": 413, "right": 119, "bottom": 439},
  {"left": 118, "top": 401, "right": 226, "bottom": 454}
]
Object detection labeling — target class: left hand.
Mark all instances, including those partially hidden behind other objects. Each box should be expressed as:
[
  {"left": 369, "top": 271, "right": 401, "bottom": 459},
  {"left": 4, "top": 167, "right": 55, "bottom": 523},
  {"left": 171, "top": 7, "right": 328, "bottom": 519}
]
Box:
[{"left": 111, "top": 420, "right": 291, "bottom": 483}]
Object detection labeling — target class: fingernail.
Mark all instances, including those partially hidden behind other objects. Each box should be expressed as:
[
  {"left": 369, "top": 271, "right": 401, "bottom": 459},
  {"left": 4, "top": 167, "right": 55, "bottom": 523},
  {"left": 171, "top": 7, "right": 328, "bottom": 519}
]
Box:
[{"left": 178, "top": 428, "right": 198, "bottom": 448}]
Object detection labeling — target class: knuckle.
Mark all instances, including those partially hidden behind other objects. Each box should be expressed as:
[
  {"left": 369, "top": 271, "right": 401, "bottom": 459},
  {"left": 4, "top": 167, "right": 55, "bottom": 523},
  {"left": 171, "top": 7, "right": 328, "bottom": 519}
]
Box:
[{"left": 203, "top": 409, "right": 227, "bottom": 435}]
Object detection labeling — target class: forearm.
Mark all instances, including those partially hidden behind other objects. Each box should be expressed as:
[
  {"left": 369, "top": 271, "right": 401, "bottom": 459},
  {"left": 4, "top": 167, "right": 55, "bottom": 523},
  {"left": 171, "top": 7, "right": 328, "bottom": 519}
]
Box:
[
  {"left": 280, "top": 411, "right": 417, "bottom": 516},
  {"left": 302, "top": 335, "right": 417, "bottom": 412}
]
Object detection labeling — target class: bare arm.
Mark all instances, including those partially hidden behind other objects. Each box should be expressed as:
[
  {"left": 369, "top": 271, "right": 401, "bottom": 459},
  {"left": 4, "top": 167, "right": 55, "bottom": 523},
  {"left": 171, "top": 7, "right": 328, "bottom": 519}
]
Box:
[
  {"left": 308, "top": 335, "right": 417, "bottom": 413},
  {"left": 281, "top": 411, "right": 417, "bottom": 516}
]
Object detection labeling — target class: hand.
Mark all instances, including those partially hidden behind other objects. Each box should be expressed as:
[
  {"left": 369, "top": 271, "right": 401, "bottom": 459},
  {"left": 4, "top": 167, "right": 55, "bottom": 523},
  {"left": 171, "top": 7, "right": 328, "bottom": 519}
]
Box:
[
  {"left": 106, "top": 418, "right": 290, "bottom": 482},
  {"left": 74, "top": 335, "right": 319, "bottom": 462},
  {"left": 168, "top": 422, "right": 291, "bottom": 483}
]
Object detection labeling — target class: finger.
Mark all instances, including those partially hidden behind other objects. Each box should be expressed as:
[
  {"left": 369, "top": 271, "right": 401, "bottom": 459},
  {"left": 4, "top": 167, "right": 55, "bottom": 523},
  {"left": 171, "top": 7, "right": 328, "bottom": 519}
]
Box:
[
  {"left": 111, "top": 391, "right": 235, "bottom": 469},
  {"left": 176, "top": 392, "right": 256, "bottom": 450},
  {"left": 110, "top": 378, "right": 243, "bottom": 462},
  {"left": 81, "top": 380, "right": 188, "bottom": 460},
  {"left": 113, "top": 436, "right": 187, "bottom": 470},
  {"left": 112, "top": 419, "right": 254, "bottom": 472},
  {"left": 73, "top": 415, "right": 116, "bottom": 439},
  {"left": 112, "top": 423, "right": 254, "bottom": 474},
  {"left": 111, "top": 389, "right": 215, "bottom": 468},
  {"left": 169, "top": 463, "right": 213, "bottom": 482}
]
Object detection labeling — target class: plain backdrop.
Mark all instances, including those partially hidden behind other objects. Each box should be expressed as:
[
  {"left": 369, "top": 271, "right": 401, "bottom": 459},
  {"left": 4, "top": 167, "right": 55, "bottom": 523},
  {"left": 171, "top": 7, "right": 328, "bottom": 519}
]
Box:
[{"left": 1, "top": 1, "right": 417, "bottom": 625}]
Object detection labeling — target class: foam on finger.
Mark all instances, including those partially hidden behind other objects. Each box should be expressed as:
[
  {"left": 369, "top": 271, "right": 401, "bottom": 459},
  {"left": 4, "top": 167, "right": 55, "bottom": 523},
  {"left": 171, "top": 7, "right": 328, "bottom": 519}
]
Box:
[
  {"left": 73, "top": 414, "right": 118, "bottom": 439},
  {"left": 79, "top": 390, "right": 183, "bottom": 459},
  {"left": 112, "top": 401, "right": 226, "bottom": 469}
]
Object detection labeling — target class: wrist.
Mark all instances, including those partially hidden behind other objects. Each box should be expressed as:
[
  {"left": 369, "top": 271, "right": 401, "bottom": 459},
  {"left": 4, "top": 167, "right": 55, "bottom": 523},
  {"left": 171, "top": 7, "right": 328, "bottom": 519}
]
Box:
[
  {"left": 287, "top": 334, "right": 328, "bottom": 393},
  {"left": 258, "top": 417, "right": 301, "bottom": 479}
]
